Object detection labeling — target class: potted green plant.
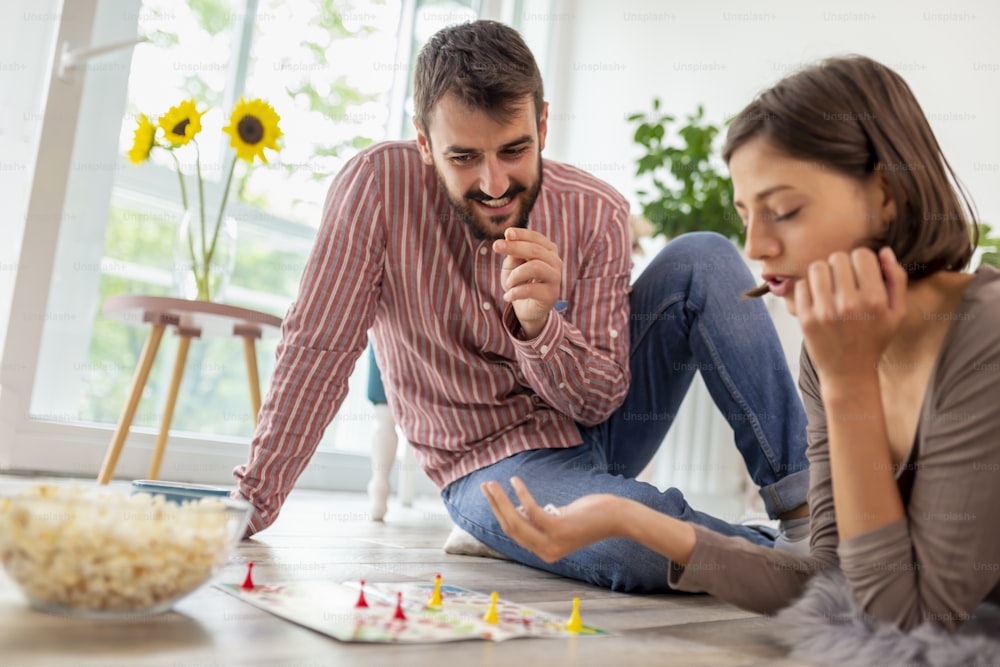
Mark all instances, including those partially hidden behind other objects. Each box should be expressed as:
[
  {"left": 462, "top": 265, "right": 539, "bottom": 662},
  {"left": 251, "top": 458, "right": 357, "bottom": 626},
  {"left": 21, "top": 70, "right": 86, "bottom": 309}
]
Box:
[
  {"left": 628, "top": 100, "right": 743, "bottom": 244},
  {"left": 977, "top": 223, "right": 1000, "bottom": 269}
]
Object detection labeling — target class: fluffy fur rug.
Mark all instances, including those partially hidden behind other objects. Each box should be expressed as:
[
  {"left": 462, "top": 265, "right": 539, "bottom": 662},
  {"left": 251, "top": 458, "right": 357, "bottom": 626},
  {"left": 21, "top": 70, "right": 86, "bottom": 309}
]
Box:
[{"left": 771, "top": 570, "right": 1000, "bottom": 667}]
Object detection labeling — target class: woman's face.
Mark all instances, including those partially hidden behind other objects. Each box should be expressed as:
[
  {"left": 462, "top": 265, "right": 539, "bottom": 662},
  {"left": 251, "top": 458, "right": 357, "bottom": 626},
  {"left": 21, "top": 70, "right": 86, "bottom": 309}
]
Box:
[{"left": 729, "top": 137, "right": 896, "bottom": 316}]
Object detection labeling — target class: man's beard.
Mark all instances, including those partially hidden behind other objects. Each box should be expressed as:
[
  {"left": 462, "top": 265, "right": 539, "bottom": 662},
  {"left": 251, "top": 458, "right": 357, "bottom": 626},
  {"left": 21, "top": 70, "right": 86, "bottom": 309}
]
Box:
[{"left": 438, "top": 159, "right": 544, "bottom": 241}]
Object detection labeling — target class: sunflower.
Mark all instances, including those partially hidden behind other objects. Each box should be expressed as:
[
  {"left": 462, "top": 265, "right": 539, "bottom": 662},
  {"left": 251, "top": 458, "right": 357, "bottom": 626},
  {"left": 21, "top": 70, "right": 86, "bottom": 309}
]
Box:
[
  {"left": 159, "top": 99, "right": 204, "bottom": 146},
  {"left": 222, "top": 97, "right": 282, "bottom": 163},
  {"left": 127, "top": 113, "right": 157, "bottom": 165}
]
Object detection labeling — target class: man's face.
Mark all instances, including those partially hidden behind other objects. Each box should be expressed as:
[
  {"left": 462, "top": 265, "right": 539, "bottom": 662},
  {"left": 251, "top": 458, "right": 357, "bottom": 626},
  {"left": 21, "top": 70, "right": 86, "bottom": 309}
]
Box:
[{"left": 416, "top": 94, "right": 548, "bottom": 240}]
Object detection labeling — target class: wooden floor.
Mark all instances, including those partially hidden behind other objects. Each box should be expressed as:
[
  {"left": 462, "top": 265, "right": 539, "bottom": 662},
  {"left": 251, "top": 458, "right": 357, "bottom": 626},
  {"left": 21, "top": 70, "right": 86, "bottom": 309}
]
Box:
[{"left": 0, "top": 475, "right": 817, "bottom": 666}]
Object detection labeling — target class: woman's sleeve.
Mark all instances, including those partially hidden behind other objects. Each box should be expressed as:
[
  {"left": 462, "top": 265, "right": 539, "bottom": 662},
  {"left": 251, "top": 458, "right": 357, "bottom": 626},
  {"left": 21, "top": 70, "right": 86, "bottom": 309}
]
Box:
[
  {"left": 668, "top": 348, "right": 841, "bottom": 614},
  {"left": 837, "top": 301, "right": 1000, "bottom": 631}
]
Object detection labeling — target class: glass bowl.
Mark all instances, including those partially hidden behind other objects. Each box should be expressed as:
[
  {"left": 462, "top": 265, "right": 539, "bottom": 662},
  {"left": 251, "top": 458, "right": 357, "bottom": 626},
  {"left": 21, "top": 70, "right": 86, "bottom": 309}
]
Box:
[{"left": 0, "top": 483, "right": 251, "bottom": 617}]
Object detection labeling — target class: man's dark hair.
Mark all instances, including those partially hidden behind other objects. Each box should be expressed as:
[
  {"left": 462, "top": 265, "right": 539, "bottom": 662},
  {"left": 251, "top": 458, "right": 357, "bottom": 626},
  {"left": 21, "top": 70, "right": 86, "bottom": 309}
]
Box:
[{"left": 413, "top": 20, "right": 544, "bottom": 135}]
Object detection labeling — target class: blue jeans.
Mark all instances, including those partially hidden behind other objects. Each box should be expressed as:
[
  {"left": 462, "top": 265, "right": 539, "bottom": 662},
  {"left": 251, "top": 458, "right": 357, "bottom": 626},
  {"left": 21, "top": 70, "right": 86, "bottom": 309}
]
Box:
[{"left": 441, "top": 232, "right": 809, "bottom": 593}]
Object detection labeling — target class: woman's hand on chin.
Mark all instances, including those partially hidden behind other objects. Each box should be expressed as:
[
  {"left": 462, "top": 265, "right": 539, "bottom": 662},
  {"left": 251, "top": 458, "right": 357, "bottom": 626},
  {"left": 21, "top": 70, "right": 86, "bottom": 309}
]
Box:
[{"left": 796, "top": 246, "right": 908, "bottom": 384}]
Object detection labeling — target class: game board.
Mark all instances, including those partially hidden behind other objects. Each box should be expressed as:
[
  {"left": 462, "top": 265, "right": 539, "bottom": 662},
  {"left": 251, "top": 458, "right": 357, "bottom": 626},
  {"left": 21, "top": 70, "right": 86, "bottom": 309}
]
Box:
[{"left": 215, "top": 577, "right": 609, "bottom": 643}]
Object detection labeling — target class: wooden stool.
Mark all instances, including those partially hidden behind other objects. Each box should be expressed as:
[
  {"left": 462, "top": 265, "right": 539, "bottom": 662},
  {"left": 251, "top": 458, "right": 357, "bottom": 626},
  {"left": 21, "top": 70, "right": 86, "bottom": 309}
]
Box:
[{"left": 96, "top": 295, "right": 282, "bottom": 484}]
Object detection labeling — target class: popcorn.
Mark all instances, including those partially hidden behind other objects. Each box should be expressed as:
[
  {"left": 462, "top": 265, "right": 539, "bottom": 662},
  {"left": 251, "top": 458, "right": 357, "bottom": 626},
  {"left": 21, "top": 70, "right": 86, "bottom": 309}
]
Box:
[{"left": 0, "top": 484, "right": 240, "bottom": 614}]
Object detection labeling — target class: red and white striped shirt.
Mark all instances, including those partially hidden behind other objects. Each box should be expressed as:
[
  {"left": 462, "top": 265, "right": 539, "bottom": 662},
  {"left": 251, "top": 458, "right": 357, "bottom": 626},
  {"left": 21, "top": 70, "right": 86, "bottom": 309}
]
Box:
[{"left": 234, "top": 141, "right": 632, "bottom": 532}]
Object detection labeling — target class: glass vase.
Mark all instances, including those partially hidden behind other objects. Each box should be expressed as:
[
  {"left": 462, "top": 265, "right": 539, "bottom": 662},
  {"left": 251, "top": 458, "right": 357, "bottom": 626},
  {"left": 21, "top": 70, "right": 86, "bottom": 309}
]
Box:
[{"left": 172, "top": 210, "right": 238, "bottom": 302}]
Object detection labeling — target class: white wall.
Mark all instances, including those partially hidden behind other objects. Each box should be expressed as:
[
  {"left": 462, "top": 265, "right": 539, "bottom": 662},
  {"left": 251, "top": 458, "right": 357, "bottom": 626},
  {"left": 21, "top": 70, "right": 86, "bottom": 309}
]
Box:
[
  {"left": 536, "top": 0, "right": 998, "bottom": 376},
  {"left": 542, "top": 0, "right": 1000, "bottom": 229}
]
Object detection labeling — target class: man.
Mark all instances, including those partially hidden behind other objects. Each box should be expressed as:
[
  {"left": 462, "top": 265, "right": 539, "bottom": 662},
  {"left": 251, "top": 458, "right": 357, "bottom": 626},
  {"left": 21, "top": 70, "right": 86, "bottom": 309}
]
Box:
[{"left": 233, "top": 20, "right": 810, "bottom": 592}]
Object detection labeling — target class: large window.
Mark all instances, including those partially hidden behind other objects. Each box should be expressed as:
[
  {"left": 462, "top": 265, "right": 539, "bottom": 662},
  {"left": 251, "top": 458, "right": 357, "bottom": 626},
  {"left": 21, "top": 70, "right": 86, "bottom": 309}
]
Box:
[
  {"left": 40, "top": 0, "right": 414, "bottom": 447},
  {"left": 3, "top": 0, "right": 552, "bottom": 485},
  {"left": 31, "top": 0, "right": 417, "bottom": 454}
]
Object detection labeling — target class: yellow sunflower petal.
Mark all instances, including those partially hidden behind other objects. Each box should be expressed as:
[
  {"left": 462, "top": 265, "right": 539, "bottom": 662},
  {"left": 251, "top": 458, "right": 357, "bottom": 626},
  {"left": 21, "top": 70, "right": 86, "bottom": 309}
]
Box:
[
  {"left": 222, "top": 97, "right": 283, "bottom": 164},
  {"left": 159, "top": 99, "right": 204, "bottom": 146},
  {"left": 127, "top": 113, "right": 157, "bottom": 165}
]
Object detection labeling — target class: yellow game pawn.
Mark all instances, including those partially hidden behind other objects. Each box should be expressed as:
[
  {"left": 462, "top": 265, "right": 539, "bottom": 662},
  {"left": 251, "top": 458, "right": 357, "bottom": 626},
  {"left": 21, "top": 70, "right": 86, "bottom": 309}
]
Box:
[
  {"left": 428, "top": 573, "right": 443, "bottom": 608},
  {"left": 482, "top": 591, "right": 500, "bottom": 624},
  {"left": 565, "top": 597, "right": 583, "bottom": 633}
]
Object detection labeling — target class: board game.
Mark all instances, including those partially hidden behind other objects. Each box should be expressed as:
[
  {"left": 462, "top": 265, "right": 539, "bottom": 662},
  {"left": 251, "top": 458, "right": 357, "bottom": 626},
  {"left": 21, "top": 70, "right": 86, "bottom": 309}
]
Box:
[{"left": 216, "top": 572, "right": 608, "bottom": 643}]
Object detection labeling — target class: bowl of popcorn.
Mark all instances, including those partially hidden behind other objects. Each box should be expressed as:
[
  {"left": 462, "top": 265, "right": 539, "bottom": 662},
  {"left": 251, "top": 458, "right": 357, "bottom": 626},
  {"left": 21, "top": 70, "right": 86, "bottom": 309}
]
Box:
[{"left": 0, "top": 483, "right": 252, "bottom": 617}]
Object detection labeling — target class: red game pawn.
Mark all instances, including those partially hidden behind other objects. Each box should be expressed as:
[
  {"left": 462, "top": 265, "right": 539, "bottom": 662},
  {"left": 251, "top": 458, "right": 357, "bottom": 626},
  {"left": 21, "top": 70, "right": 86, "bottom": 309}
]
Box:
[
  {"left": 355, "top": 580, "right": 369, "bottom": 608},
  {"left": 240, "top": 562, "right": 255, "bottom": 590},
  {"left": 392, "top": 591, "right": 407, "bottom": 621}
]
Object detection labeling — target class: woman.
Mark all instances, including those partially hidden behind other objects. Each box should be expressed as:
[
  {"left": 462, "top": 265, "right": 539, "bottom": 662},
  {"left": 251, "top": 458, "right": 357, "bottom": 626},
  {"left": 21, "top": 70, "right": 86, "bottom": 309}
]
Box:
[{"left": 481, "top": 55, "right": 1000, "bottom": 632}]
